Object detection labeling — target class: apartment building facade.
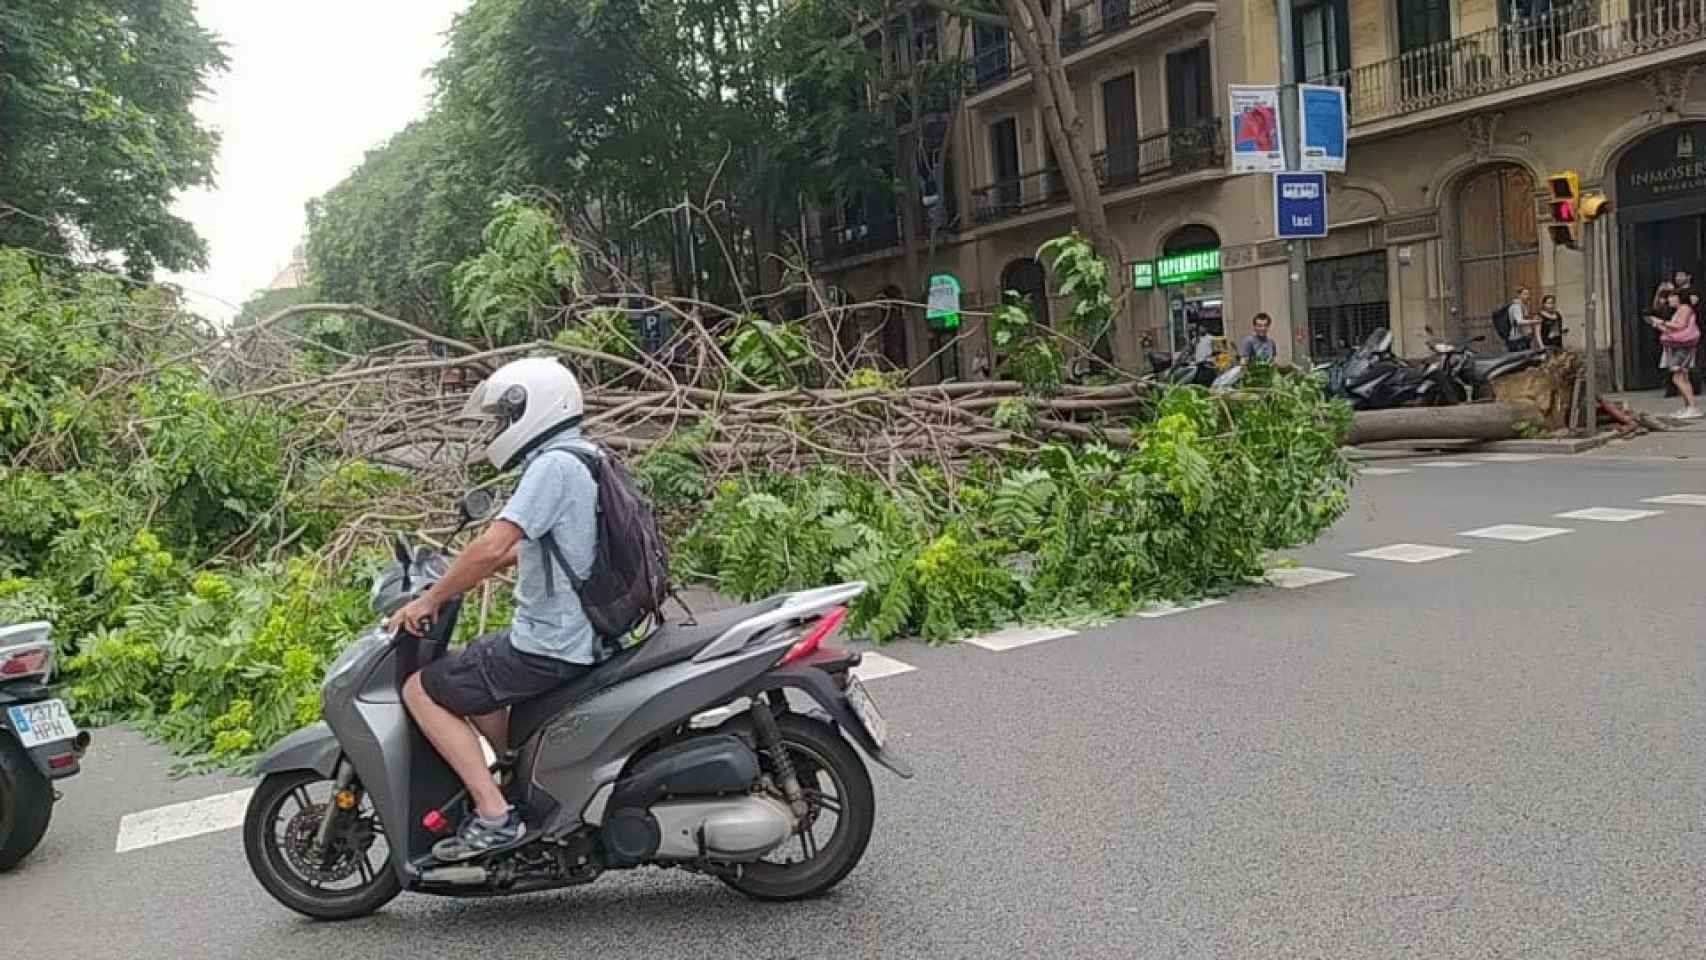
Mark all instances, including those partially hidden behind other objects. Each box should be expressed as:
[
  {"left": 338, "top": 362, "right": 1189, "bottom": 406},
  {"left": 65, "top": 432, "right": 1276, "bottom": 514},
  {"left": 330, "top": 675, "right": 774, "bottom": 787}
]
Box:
[{"left": 806, "top": 0, "right": 1706, "bottom": 390}]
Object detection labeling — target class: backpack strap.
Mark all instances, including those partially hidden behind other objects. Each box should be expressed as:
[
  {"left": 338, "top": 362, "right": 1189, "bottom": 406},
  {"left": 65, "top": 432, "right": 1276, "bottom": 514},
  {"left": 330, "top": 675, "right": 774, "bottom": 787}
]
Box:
[{"left": 537, "top": 530, "right": 586, "bottom": 598}]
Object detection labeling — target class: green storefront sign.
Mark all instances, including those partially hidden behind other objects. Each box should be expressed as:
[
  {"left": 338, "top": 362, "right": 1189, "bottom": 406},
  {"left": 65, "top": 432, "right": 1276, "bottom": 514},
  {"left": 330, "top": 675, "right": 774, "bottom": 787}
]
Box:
[
  {"left": 1131, "top": 261, "right": 1156, "bottom": 289},
  {"left": 1155, "top": 248, "right": 1220, "bottom": 285},
  {"left": 925, "top": 272, "right": 962, "bottom": 330},
  {"left": 1134, "top": 249, "right": 1221, "bottom": 288}
]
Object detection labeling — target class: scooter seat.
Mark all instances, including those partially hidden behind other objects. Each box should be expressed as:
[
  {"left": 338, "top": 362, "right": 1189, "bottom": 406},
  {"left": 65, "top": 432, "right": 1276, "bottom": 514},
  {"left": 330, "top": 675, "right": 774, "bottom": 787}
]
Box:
[
  {"left": 1464, "top": 353, "right": 1540, "bottom": 385},
  {"left": 508, "top": 596, "right": 787, "bottom": 747}
]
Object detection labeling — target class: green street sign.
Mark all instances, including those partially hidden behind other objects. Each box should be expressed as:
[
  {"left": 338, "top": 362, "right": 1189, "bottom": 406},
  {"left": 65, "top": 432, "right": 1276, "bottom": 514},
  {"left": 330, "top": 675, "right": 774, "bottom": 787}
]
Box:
[
  {"left": 1132, "top": 261, "right": 1156, "bottom": 289},
  {"left": 925, "top": 272, "right": 962, "bottom": 330},
  {"left": 1155, "top": 248, "right": 1220, "bottom": 285}
]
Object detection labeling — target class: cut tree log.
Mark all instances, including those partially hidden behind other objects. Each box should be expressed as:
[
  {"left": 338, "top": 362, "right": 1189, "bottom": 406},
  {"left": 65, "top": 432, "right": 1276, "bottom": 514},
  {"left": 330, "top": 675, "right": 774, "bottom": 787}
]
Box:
[{"left": 1345, "top": 402, "right": 1543, "bottom": 445}]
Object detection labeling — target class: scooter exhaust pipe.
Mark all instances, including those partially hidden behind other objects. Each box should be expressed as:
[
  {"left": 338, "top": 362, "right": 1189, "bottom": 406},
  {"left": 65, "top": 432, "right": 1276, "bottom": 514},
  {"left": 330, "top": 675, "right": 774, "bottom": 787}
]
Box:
[{"left": 420, "top": 864, "right": 489, "bottom": 886}]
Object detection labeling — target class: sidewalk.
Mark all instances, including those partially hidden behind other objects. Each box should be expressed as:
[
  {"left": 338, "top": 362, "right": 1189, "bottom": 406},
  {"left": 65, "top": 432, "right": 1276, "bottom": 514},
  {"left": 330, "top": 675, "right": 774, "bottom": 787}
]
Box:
[{"left": 1596, "top": 390, "right": 1706, "bottom": 459}]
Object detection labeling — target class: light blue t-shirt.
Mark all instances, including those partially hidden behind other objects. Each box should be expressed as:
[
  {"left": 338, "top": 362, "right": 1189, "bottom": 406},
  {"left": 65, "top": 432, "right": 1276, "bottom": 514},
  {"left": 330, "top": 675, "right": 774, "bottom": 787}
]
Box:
[{"left": 498, "top": 431, "right": 600, "bottom": 665}]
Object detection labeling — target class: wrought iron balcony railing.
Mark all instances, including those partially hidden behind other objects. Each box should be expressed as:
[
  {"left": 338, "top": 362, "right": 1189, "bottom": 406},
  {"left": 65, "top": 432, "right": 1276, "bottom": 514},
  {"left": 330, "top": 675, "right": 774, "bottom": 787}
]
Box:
[
  {"left": 1343, "top": 0, "right": 1706, "bottom": 124},
  {"left": 971, "top": 119, "right": 1224, "bottom": 226},
  {"left": 965, "top": 0, "right": 1210, "bottom": 94}
]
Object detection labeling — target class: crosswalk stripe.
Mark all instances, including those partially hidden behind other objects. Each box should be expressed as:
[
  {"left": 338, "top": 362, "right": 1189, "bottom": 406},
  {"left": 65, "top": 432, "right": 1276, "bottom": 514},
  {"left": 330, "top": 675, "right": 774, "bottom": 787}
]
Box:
[
  {"left": 963, "top": 625, "right": 1077, "bottom": 652},
  {"left": 851, "top": 651, "right": 916, "bottom": 681},
  {"left": 116, "top": 787, "right": 253, "bottom": 854}
]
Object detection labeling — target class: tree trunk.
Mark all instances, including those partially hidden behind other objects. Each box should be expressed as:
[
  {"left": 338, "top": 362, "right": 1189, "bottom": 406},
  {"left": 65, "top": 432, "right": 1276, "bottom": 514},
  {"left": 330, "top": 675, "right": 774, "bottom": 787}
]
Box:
[
  {"left": 1344, "top": 402, "right": 1543, "bottom": 446},
  {"left": 1000, "top": 0, "right": 1118, "bottom": 263}
]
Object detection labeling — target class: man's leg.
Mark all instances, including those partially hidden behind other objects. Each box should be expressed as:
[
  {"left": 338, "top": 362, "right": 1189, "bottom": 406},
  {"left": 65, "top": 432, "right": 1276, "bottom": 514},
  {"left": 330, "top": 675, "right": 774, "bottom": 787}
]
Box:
[
  {"left": 470, "top": 710, "right": 509, "bottom": 755},
  {"left": 402, "top": 673, "right": 508, "bottom": 819}
]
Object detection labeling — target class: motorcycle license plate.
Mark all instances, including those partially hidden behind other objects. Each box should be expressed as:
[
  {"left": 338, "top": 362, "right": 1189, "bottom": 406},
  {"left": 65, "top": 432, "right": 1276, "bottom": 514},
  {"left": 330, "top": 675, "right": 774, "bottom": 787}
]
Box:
[
  {"left": 844, "top": 678, "right": 887, "bottom": 749},
  {"left": 6, "top": 699, "right": 79, "bottom": 749}
]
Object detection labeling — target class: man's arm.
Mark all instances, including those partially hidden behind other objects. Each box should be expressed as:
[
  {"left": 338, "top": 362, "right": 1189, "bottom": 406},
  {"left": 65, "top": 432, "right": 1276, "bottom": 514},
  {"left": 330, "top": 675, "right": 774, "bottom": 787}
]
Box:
[{"left": 386, "top": 520, "right": 524, "bottom": 632}]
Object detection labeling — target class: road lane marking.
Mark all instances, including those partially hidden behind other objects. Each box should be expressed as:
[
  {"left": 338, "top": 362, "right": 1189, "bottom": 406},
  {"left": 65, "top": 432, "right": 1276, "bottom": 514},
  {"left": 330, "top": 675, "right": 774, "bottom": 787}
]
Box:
[
  {"left": 851, "top": 652, "right": 916, "bottom": 681},
  {"left": 1472, "top": 453, "right": 1550, "bottom": 462},
  {"left": 1641, "top": 494, "right": 1706, "bottom": 506},
  {"left": 1358, "top": 467, "right": 1413, "bottom": 476},
  {"left": 963, "top": 625, "right": 1077, "bottom": 652},
  {"left": 1459, "top": 524, "right": 1573, "bottom": 542},
  {"left": 1137, "top": 599, "right": 1225, "bottom": 618},
  {"left": 1350, "top": 543, "right": 1470, "bottom": 564},
  {"left": 1417, "top": 460, "right": 1478, "bottom": 468},
  {"left": 116, "top": 787, "right": 254, "bottom": 854},
  {"left": 1264, "top": 566, "right": 1355, "bottom": 589},
  {"left": 1554, "top": 507, "right": 1663, "bottom": 522}
]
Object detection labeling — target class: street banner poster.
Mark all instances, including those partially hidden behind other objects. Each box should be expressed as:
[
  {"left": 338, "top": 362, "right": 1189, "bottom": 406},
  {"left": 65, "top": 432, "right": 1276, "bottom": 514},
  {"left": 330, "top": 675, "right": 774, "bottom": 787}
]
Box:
[
  {"left": 1228, "top": 85, "right": 1284, "bottom": 173},
  {"left": 1298, "top": 84, "right": 1347, "bottom": 173}
]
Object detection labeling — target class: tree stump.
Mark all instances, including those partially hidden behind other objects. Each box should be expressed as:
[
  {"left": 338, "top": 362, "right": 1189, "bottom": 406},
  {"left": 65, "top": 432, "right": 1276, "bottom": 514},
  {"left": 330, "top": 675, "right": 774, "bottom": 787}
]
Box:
[{"left": 1489, "top": 351, "right": 1582, "bottom": 431}]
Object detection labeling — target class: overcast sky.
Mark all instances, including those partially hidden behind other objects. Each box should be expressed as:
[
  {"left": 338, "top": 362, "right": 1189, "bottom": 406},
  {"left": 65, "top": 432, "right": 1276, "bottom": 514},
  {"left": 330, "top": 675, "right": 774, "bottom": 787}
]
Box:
[{"left": 163, "top": 0, "right": 471, "bottom": 321}]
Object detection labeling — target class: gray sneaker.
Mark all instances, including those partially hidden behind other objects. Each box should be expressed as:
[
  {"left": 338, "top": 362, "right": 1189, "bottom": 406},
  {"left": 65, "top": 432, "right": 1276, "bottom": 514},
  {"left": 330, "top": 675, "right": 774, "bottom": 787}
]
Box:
[{"left": 431, "top": 809, "right": 527, "bottom": 862}]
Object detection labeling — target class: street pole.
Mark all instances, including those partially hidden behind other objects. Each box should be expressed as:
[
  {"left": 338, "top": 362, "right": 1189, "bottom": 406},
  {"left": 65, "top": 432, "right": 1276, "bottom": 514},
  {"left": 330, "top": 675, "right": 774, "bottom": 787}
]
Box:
[
  {"left": 1274, "top": 0, "right": 1310, "bottom": 359},
  {"left": 1580, "top": 217, "right": 1598, "bottom": 437}
]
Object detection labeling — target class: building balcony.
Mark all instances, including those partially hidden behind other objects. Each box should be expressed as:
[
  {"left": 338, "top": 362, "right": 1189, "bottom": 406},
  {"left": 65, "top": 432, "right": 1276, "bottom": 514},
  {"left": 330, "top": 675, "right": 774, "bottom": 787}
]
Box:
[
  {"left": 970, "top": 119, "right": 1223, "bottom": 226},
  {"left": 1342, "top": 0, "right": 1706, "bottom": 133},
  {"left": 965, "top": 0, "right": 1217, "bottom": 100},
  {"left": 804, "top": 218, "right": 903, "bottom": 265}
]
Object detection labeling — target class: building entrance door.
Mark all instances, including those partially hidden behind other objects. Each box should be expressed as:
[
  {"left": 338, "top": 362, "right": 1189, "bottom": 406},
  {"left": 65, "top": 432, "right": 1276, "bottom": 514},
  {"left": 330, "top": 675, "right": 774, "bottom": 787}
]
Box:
[{"left": 1616, "top": 123, "right": 1706, "bottom": 390}]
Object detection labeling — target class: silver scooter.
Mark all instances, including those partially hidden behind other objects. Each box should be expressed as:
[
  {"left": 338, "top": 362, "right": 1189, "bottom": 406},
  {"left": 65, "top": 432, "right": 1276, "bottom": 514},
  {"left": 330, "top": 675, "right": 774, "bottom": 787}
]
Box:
[{"left": 243, "top": 491, "right": 908, "bottom": 920}]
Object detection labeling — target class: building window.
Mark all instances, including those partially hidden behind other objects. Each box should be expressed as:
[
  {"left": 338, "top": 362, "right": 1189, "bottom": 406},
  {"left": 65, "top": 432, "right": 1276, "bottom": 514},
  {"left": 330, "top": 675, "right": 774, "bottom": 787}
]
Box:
[
  {"left": 1294, "top": 0, "right": 1349, "bottom": 82},
  {"left": 1454, "top": 164, "right": 1540, "bottom": 343},
  {"left": 1306, "top": 251, "right": 1390, "bottom": 359},
  {"left": 1102, "top": 72, "right": 1140, "bottom": 186},
  {"left": 1165, "top": 41, "right": 1212, "bottom": 129}
]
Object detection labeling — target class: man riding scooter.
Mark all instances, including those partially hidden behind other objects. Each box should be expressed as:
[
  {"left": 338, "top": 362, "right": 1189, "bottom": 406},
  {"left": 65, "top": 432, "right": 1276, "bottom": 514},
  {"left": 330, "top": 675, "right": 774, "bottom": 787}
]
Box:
[{"left": 388, "top": 357, "right": 598, "bottom": 861}]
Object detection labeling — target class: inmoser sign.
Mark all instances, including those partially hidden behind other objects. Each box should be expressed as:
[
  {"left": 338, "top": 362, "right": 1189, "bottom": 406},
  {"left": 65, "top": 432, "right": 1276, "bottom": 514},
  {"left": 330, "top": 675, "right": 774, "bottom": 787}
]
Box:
[{"left": 1617, "top": 123, "right": 1706, "bottom": 208}]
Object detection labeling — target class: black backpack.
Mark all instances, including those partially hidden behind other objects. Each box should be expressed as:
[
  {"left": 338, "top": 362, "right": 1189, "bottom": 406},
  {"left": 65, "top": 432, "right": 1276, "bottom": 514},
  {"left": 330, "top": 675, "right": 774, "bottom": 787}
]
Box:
[
  {"left": 536, "top": 445, "right": 675, "bottom": 658},
  {"left": 1491, "top": 302, "right": 1513, "bottom": 342}
]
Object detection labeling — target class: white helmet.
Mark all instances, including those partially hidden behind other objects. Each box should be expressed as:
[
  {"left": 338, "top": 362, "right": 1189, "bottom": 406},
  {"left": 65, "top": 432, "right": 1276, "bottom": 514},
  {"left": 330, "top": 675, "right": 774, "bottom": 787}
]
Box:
[{"left": 461, "top": 357, "right": 585, "bottom": 470}]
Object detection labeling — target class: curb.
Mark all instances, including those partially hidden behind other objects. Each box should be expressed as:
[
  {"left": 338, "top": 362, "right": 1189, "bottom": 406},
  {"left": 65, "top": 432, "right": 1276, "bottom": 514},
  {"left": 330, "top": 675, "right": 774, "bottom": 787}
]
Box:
[{"left": 1351, "top": 430, "right": 1623, "bottom": 456}]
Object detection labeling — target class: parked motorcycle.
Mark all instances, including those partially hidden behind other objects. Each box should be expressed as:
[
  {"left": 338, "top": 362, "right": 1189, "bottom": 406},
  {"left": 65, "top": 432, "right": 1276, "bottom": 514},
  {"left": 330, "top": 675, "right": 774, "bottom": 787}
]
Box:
[
  {"left": 0, "top": 621, "right": 91, "bottom": 871},
  {"left": 244, "top": 491, "right": 908, "bottom": 920},
  {"left": 1421, "top": 330, "right": 1549, "bottom": 404},
  {"left": 1321, "top": 329, "right": 1445, "bottom": 409}
]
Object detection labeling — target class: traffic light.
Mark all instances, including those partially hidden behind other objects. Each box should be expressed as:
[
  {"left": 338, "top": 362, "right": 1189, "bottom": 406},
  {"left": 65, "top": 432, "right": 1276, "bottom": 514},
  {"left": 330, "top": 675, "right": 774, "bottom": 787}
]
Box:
[
  {"left": 1578, "top": 192, "right": 1612, "bottom": 223},
  {"left": 1546, "top": 171, "right": 1580, "bottom": 248}
]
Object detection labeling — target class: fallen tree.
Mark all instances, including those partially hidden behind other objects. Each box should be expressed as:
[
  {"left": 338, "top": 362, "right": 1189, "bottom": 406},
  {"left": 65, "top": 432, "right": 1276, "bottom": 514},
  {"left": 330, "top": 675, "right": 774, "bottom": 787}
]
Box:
[{"left": 1345, "top": 402, "right": 1544, "bottom": 446}]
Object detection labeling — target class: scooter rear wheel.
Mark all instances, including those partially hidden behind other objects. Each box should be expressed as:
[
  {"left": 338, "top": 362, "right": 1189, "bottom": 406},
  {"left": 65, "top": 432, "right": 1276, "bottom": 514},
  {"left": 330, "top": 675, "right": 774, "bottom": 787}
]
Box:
[
  {"left": 721, "top": 714, "right": 875, "bottom": 902},
  {"left": 0, "top": 736, "right": 54, "bottom": 872},
  {"left": 244, "top": 769, "right": 401, "bottom": 920}
]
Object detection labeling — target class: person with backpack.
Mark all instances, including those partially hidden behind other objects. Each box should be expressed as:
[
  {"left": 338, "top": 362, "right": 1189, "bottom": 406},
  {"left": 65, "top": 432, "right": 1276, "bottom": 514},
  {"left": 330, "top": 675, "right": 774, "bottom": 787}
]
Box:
[
  {"left": 1499, "top": 286, "right": 1538, "bottom": 352},
  {"left": 388, "top": 358, "right": 609, "bottom": 860},
  {"left": 1647, "top": 288, "right": 1702, "bottom": 420}
]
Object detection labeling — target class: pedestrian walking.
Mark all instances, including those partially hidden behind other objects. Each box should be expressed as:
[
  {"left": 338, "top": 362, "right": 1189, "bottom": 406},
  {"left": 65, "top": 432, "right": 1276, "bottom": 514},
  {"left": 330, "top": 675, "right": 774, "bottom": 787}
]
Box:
[
  {"left": 1239, "top": 312, "right": 1277, "bottom": 362},
  {"left": 1647, "top": 288, "right": 1701, "bottom": 420},
  {"left": 1537, "top": 294, "right": 1565, "bottom": 350}
]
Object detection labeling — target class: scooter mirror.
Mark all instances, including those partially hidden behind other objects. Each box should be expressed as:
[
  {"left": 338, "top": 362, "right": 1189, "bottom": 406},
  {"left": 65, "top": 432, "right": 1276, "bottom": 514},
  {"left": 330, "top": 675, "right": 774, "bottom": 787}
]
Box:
[{"left": 458, "top": 489, "right": 496, "bottom": 524}]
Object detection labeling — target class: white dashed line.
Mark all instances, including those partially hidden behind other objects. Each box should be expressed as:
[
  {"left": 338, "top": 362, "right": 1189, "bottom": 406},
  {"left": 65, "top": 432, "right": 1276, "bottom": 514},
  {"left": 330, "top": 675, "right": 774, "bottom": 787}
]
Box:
[
  {"left": 1472, "top": 453, "right": 1549, "bottom": 463},
  {"left": 963, "top": 625, "right": 1077, "bottom": 652},
  {"left": 1642, "top": 494, "right": 1706, "bottom": 506},
  {"left": 1417, "top": 460, "right": 1478, "bottom": 469},
  {"left": 1554, "top": 507, "right": 1663, "bottom": 522},
  {"left": 1459, "top": 524, "right": 1573, "bottom": 542},
  {"left": 851, "top": 651, "right": 916, "bottom": 681},
  {"left": 1264, "top": 566, "right": 1355, "bottom": 589},
  {"left": 116, "top": 788, "right": 254, "bottom": 854},
  {"left": 1351, "top": 543, "right": 1470, "bottom": 564},
  {"left": 1358, "top": 467, "right": 1413, "bottom": 476},
  {"left": 1137, "top": 599, "right": 1225, "bottom": 618}
]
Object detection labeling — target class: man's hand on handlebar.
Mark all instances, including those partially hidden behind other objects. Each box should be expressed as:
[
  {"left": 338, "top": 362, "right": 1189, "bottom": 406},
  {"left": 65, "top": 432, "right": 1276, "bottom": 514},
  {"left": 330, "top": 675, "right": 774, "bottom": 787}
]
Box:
[{"left": 387, "top": 595, "right": 440, "bottom": 636}]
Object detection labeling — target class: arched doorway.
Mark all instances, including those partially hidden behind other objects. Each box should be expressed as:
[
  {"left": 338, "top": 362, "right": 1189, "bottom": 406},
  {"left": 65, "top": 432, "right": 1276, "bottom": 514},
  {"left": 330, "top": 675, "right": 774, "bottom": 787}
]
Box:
[
  {"left": 1000, "top": 257, "right": 1050, "bottom": 326},
  {"left": 1160, "top": 224, "right": 1223, "bottom": 352},
  {"left": 1615, "top": 122, "right": 1706, "bottom": 389},
  {"left": 1452, "top": 163, "right": 1538, "bottom": 344}
]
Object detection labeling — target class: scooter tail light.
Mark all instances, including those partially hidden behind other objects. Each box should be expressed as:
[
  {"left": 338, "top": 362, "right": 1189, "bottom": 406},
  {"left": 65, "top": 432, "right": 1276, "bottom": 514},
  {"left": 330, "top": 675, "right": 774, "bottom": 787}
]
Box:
[
  {"left": 422, "top": 809, "right": 450, "bottom": 834},
  {"left": 777, "top": 606, "right": 847, "bottom": 667},
  {"left": 0, "top": 642, "right": 52, "bottom": 679}
]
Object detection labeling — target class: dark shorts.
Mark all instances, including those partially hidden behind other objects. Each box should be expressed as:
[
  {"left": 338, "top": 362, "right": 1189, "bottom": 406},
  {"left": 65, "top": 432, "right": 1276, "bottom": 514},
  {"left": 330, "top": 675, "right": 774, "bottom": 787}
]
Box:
[{"left": 419, "top": 630, "right": 590, "bottom": 717}]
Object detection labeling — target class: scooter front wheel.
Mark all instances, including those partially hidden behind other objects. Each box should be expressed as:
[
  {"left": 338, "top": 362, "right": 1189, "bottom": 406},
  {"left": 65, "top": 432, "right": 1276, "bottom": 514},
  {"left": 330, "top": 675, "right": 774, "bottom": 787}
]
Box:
[
  {"left": 244, "top": 769, "right": 401, "bottom": 920},
  {"left": 0, "top": 736, "right": 54, "bottom": 871}
]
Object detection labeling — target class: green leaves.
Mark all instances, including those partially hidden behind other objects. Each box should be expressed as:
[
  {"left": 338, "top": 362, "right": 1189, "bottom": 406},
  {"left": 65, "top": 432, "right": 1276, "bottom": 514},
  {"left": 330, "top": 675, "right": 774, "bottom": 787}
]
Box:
[{"left": 451, "top": 196, "right": 583, "bottom": 344}]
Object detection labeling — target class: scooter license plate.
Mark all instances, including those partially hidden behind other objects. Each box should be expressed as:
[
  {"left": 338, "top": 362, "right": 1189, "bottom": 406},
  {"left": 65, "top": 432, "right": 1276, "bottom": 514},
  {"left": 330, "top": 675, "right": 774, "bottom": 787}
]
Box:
[
  {"left": 7, "top": 699, "right": 78, "bottom": 749},
  {"left": 844, "top": 678, "right": 887, "bottom": 749}
]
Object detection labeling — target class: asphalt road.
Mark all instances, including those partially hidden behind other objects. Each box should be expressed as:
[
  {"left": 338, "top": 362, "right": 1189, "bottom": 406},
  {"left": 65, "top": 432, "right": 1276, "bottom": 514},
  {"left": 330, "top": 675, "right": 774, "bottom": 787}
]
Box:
[{"left": 4, "top": 447, "right": 1705, "bottom": 958}]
